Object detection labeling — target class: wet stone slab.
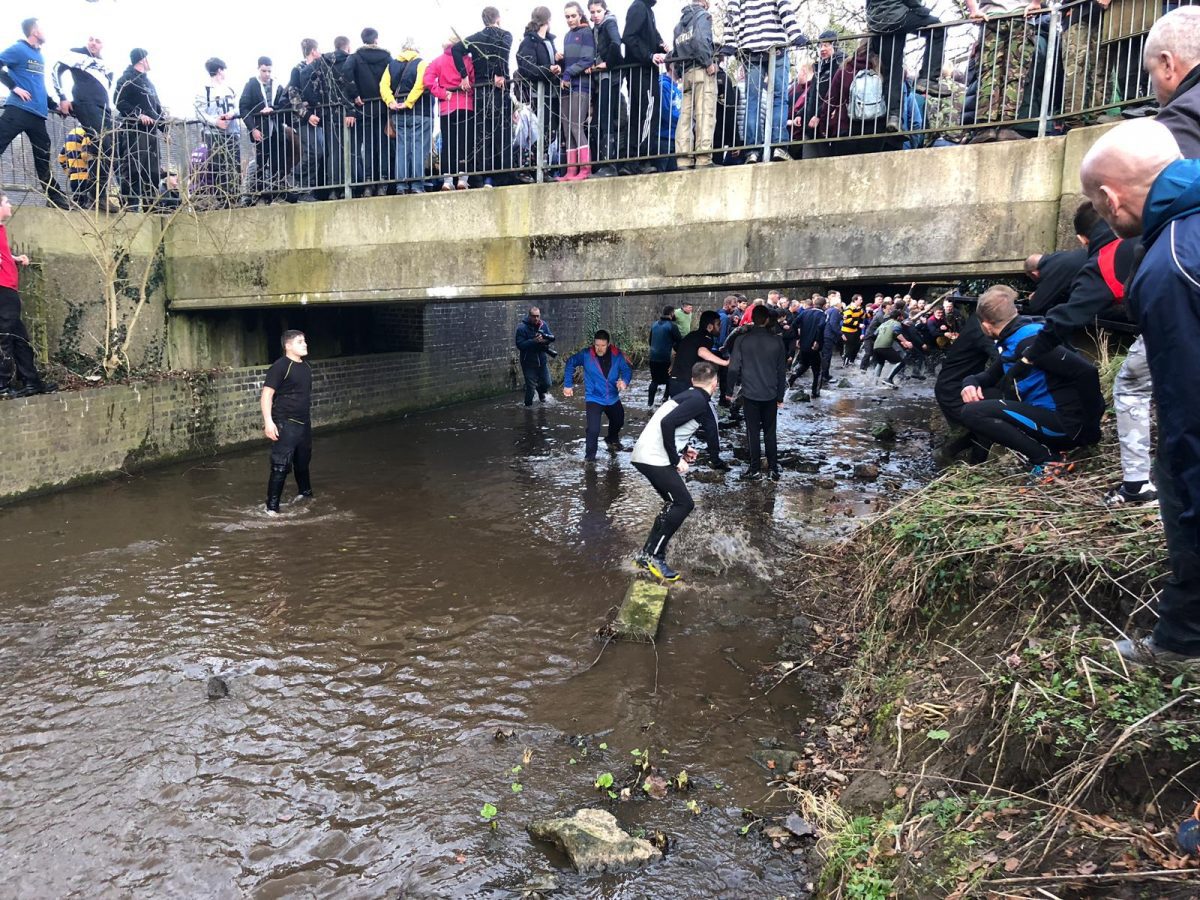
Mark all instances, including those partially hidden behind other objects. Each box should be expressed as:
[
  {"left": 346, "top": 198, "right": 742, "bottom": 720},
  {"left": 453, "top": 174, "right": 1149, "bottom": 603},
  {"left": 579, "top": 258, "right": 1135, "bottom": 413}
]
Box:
[{"left": 611, "top": 581, "right": 668, "bottom": 642}]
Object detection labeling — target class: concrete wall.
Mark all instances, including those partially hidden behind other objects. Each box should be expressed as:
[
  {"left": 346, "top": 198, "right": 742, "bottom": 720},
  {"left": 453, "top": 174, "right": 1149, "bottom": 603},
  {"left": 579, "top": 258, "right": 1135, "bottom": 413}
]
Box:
[
  {"left": 2, "top": 294, "right": 659, "bottom": 503},
  {"left": 161, "top": 132, "right": 1102, "bottom": 312}
]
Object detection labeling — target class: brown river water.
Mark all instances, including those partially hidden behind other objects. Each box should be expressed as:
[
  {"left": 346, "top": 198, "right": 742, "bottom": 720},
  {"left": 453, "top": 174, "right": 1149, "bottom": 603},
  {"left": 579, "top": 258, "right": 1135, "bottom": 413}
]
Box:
[{"left": 0, "top": 368, "right": 933, "bottom": 899}]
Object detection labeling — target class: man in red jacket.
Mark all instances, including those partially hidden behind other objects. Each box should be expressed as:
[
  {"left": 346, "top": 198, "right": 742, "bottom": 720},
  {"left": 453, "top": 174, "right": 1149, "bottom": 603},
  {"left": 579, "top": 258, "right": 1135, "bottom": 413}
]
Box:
[{"left": 0, "top": 191, "right": 55, "bottom": 398}]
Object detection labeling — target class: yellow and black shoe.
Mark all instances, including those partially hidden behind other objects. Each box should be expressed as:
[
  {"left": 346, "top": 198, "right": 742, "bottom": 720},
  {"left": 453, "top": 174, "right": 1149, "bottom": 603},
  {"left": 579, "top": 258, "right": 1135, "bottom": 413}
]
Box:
[{"left": 646, "top": 556, "right": 680, "bottom": 582}]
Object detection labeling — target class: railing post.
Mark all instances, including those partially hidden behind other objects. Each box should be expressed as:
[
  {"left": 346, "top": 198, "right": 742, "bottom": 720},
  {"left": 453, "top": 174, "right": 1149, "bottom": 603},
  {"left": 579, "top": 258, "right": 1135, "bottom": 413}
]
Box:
[
  {"left": 342, "top": 113, "right": 353, "bottom": 200},
  {"left": 763, "top": 50, "right": 776, "bottom": 161},
  {"left": 535, "top": 82, "right": 546, "bottom": 184},
  {"left": 1037, "top": 1, "right": 1062, "bottom": 138}
]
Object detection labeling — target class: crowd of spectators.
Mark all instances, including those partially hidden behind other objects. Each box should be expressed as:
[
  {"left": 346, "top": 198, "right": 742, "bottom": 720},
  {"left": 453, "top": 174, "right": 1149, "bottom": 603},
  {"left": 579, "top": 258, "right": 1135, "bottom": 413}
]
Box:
[{"left": 0, "top": 1, "right": 1192, "bottom": 207}]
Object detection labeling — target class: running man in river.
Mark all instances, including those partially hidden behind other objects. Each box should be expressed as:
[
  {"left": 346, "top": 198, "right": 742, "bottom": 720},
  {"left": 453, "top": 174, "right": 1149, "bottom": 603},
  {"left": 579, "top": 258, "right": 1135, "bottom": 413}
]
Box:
[
  {"left": 630, "top": 360, "right": 729, "bottom": 581},
  {"left": 261, "top": 330, "right": 314, "bottom": 515},
  {"left": 562, "top": 329, "right": 633, "bottom": 461}
]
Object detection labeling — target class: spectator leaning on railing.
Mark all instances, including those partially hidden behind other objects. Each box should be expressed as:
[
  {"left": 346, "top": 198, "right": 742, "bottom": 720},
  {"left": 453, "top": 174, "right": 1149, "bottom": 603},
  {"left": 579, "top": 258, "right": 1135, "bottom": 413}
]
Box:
[
  {"left": 239, "top": 56, "right": 290, "bottom": 205},
  {"left": 343, "top": 28, "right": 394, "bottom": 197},
  {"left": 454, "top": 6, "right": 517, "bottom": 187},
  {"left": 964, "top": 0, "right": 1039, "bottom": 142},
  {"left": 381, "top": 37, "right": 434, "bottom": 195},
  {"left": 588, "top": 0, "right": 624, "bottom": 178},
  {"left": 723, "top": 0, "right": 806, "bottom": 163},
  {"left": 194, "top": 57, "right": 242, "bottom": 207},
  {"left": 112, "top": 48, "right": 164, "bottom": 211},
  {"left": 51, "top": 35, "right": 114, "bottom": 206},
  {"left": 671, "top": 0, "right": 717, "bottom": 170},
  {"left": 623, "top": 0, "right": 668, "bottom": 171},
  {"left": 866, "top": 0, "right": 947, "bottom": 133}
]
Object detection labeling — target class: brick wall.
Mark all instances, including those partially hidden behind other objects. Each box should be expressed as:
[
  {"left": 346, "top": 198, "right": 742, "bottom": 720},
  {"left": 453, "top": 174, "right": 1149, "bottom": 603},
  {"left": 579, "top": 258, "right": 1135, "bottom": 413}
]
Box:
[{"left": 2, "top": 294, "right": 666, "bottom": 503}]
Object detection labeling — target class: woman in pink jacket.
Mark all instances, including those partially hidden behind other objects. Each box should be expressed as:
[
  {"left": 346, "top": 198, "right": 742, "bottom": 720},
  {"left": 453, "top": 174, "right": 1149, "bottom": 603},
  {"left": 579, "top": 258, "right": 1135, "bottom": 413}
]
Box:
[{"left": 423, "top": 38, "right": 476, "bottom": 190}]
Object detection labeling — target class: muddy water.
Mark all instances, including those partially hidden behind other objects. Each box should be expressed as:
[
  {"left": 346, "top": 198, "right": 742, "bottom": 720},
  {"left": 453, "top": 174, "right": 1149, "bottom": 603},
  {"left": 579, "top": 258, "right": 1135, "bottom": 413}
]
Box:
[{"left": 0, "top": 367, "right": 932, "bottom": 898}]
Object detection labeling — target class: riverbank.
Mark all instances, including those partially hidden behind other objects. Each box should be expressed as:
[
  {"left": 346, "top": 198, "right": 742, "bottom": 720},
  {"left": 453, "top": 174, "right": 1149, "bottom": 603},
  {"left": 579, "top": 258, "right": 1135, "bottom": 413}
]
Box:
[{"left": 777, "top": 431, "right": 1200, "bottom": 897}]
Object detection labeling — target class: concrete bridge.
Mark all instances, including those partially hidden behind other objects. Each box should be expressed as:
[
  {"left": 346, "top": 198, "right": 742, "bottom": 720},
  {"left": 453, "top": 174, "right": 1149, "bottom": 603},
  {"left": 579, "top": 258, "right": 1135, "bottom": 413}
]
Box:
[{"left": 158, "top": 127, "right": 1097, "bottom": 312}]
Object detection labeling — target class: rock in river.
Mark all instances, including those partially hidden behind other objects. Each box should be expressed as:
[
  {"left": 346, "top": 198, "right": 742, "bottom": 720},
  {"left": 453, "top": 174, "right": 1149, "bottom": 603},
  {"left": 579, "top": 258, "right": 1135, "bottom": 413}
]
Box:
[
  {"left": 527, "top": 808, "right": 662, "bottom": 874},
  {"left": 206, "top": 676, "right": 229, "bottom": 700}
]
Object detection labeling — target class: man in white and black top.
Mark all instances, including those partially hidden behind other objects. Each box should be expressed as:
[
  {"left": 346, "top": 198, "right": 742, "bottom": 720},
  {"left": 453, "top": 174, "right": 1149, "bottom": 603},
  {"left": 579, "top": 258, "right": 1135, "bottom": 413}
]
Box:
[
  {"left": 194, "top": 57, "right": 241, "bottom": 206},
  {"left": 630, "top": 360, "right": 729, "bottom": 581},
  {"left": 261, "top": 330, "right": 314, "bottom": 516},
  {"left": 52, "top": 35, "right": 114, "bottom": 203}
]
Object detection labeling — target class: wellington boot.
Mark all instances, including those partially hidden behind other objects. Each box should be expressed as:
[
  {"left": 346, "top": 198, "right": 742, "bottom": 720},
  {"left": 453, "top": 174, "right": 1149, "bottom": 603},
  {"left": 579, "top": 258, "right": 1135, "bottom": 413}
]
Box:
[
  {"left": 567, "top": 147, "right": 591, "bottom": 181},
  {"left": 556, "top": 149, "right": 578, "bottom": 182}
]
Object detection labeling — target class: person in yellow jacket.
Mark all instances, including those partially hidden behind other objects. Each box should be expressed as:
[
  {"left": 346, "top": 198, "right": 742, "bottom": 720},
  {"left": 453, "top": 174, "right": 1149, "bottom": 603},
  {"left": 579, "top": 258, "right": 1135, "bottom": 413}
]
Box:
[
  {"left": 840, "top": 294, "right": 867, "bottom": 366},
  {"left": 380, "top": 38, "right": 434, "bottom": 194}
]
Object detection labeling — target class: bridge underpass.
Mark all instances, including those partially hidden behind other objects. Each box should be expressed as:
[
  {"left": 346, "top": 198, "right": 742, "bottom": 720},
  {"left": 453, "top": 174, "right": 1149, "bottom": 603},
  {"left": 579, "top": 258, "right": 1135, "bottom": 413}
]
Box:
[{"left": 158, "top": 127, "right": 1099, "bottom": 313}]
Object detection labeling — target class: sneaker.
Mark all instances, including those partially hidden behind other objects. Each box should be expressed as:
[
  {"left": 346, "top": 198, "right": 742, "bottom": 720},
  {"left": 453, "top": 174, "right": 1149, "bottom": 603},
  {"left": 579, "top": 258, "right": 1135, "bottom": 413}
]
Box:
[
  {"left": 293, "top": 491, "right": 314, "bottom": 502},
  {"left": 771, "top": 148, "right": 791, "bottom": 162},
  {"left": 605, "top": 440, "right": 624, "bottom": 453},
  {"left": 882, "top": 380, "right": 899, "bottom": 390},
  {"left": 456, "top": 177, "right": 469, "bottom": 190},
  {"left": 768, "top": 466, "right": 782, "bottom": 481},
  {"left": 744, "top": 151, "right": 761, "bottom": 164},
  {"left": 646, "top": 555, "right": 680, "bottom": 582},
  {"left": 633, "top": 552, "right": 651, "bottom": 572},
  {"left": 739, "top": 469, "right": 762, "bottom": 482},
  {"left": 1114, "top": 636, "right": 1200, "bottom": 668},
  {"left": 1105, "top": 481, "right": 1159, "bottom": 507},
  {"left": 265, "top": 507, "right": 280, "bottom": 517},
  {"left": 885, "top": 115, "right": 900, "bottom": 133},
  {"left": 441, "top": 180, "right": 454, "bottom": 192}
]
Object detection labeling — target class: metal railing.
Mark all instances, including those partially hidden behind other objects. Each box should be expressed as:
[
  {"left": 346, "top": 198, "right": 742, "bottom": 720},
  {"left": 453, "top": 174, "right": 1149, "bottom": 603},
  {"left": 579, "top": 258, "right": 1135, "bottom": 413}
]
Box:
[{"left": 1, "top": 0, "right": 1191, "bottom": 207}]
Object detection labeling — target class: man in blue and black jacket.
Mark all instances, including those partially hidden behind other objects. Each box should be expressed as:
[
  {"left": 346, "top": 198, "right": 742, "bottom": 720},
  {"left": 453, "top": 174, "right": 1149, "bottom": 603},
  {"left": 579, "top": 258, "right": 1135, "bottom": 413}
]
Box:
[
  {"left": 959, "top": 285, "right": 1104, "bottom": 474},
  {"left": 562, "top": 330, "right": 634, "bottom": 461},
  {"left": 515, "top": 306, "right": 556, "bottom": 405},
  {"left": 1081, "top": 119, "right": 1200, "bottom": 665}
]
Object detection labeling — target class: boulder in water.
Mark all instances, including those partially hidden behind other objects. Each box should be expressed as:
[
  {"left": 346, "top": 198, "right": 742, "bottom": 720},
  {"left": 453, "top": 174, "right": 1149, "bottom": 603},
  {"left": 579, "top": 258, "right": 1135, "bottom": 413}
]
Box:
[
  {"left": 852, "top": 463, "right": 881, "bottom": 482},
  {"left": 872, "top": 423, "right": 898, "bottom": 442},
  {"left": 527, "top": 808, "right": 662, "bottom": 874},
  {"left": 206, "top": 676, "right": 229, "bottom": 700}
]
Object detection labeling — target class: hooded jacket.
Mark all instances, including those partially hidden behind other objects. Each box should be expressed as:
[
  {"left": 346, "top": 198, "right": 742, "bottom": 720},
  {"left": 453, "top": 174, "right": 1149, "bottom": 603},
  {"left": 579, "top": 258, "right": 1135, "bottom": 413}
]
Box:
[
  {"left": 649, "top": 316, "right": 683, "bottom": 362},
  {"left": 289, "top": 53, "right": 355, "bottom": 117},
  {"left": 802, "top": 48, "right": 845, "bottom": 128},
  {"left": 671, "top": 4, "right": 716, "bottom": 70},
  {"left": 729, "top": 325, "right": 788, "bottom": 403},
  {"left": 52, "top": 46, "right": 113, "bottom": 109},
  {"left": 724, "top": 0, "right": 805, "bottom": 53},
  {"left": 1028, "top": 218, "right": 1138, "bottom": 358},
  {"left": 1128, "top": 158, "right": 1200, "bottom": 539},
  {"left": 624, "top": 0, "right": 667, "bottom": 67},
  {"left": 345, "top": 45, "right": 392, "bottom": 101},
  {"left": 381, "top": 50, "right": 433, "bottom": 116},
  {"left": 962, "top": 316, "right": 1104, "bottom": 437},
  {"left": 1155, "top": 63, "right": 1200, "bottom": 160},
  {"left": 423, "top": 47, "right": 475, "bottom": 115},
  {"left": 517, "top": 28, "right": 560, "bottom": 87},
  {"left": 562, "top": 23, "right": 596, "bottom": 93},
  {"left": 562, "top": 345, "right": 634, "bottom": 405},
  {"left": 593, "top": 12, "right": 623, "bottom": 70},
  {"left": 114, "top": 65, "right": 163, "bottom": 131}
]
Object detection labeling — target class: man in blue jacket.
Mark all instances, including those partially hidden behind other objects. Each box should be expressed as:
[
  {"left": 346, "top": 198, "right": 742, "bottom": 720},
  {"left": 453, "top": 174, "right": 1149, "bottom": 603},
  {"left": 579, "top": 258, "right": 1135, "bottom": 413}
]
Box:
[
  {"left": 787, "top": 301, "right": 827, "bottom": 397},
  {"left": 1081, "top": 119, "right": 1200, "bottom": 665},
  {"left": 514, "top": 306, "right": 556, "bottom": 406},
  {"left": 0, "top": 18, "right": 70, "bottom": 208},
  {"left": 959, "top": 285, "right": 1104, "bottom": 475},
  {"left": 562, "top": 329, "right": 634, "bottom": 461}
]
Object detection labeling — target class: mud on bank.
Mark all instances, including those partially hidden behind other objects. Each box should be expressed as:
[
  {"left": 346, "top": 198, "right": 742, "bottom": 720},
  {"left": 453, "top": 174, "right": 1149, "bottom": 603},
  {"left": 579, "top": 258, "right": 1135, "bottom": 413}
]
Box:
[{"left": 779, "top": 434, "right": 1200, "bottom": 898}]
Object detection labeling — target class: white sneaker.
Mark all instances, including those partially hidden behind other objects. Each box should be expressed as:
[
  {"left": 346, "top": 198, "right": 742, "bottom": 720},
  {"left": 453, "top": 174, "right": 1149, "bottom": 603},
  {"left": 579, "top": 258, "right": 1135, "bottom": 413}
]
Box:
[{"left": 1104, "top": 482, "right": 1158, "bottom": 507}]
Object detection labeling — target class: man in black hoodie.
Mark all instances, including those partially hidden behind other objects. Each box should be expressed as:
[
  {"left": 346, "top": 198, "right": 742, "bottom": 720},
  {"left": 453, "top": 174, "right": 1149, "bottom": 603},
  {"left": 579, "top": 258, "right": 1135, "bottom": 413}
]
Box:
[
  {"left": 623, "top": 0, "right": 668, "bottom": 172},
  {"left": 113, "top": 48, "right": 163, "bottom": 211},
  {"left": 801, "top": 32, "right": 843, "bottom": 159},
  {"left": 589, "top": 0, "right": 624, "bottom": 177},
  {"left": 343, "top": 28, "right": 393, "bottom": 196},
  {"left": 454, "top": 7, "right": 516, "bottom": 186},
  {"left": 730, "top": 305, "right": 787, "bottom": 480},
  {"left": 289, "top": 39, "right": 356, "bottom": 201},
  {"left": 52, "top": 36, "right": 114, "bottom": 206},
  {"left": 1145, "top": 7, "right": 1200, "bottom": 159}
]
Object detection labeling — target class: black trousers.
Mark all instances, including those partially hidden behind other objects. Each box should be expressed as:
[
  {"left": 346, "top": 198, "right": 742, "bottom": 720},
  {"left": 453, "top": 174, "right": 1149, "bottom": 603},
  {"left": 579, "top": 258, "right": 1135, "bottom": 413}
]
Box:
[
  {"left": 118, "top": 127, "right": 160, "bottom": 210},
  {"left": 585, "top": 401, "right": 624, "bottom": 459},
  {"left": 957, "top": 399, "right": 1080, "bottom": 467},
  {"left": 791, "top": 348, "right": 823, "bottom": 393},
  {"left": 648, "top": 360, "right": 671, "bottom": 404},
  {"left": 0, "top": 106, "right": 69, "bottom": 205},
  {"left": 0, "top": 287, "right": 38, "bottom": 387},
  {"left": 874, "top": 11, "right": 946, "bottom": 116},
  {"left": 820, "top": 340, "right": 836, "bottom": 382},
  {"left": 634, "top": 460, "right": 695, "bottom": 558},
  {"left": 743, "top": 398, "right": 779, "bottom": 470},
  {"left": 626, "top": 66, "right": 661, "bottom": 160},
  {"left": 250, "top": 129, "right": 287, "bottom": 199},
  {"left": 842, "top": 333, "right": 862, "bottom": 363},
  {"left": 592, "top": 75, "right": 622, "bottom": 165},
  {"left": 269, "top": 418, "right": 313, "bottom": 485},
  {"left": 1152, "top": 451, "right": 1200, "bottom": 655},
  {"left": 475, "top": 86, "right": 514, "bottom": 183}
]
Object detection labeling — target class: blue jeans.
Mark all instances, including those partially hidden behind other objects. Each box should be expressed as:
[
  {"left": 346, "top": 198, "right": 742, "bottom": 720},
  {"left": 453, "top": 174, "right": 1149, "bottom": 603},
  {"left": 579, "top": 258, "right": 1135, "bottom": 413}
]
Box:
[
  {"left": 393, "top": 113, "right": 432, "bottom": 192},
  {"left": 523, "top": 358, "right": 551, "bottom": 405},
  {"left": 745, "top": 49, "right": 789, "bottom": 149}
]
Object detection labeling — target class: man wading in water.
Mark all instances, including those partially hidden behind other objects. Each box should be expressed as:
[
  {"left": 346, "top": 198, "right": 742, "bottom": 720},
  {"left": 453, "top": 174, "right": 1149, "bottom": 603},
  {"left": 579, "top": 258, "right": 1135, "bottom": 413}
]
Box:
[
  {"left": 261, "top": 330, "right": 313, "bottom": 515},
  {"left": 630, "top": 360, "right": 729, "bottom": 581}
]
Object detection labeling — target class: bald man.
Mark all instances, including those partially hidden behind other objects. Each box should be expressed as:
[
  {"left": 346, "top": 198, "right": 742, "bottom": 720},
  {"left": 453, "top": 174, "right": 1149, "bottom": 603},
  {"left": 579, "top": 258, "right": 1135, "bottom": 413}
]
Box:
[
  {"left": 1082, "top": 119, "right": 1200, "bottom": 665},
  {"left": 1145, "top": 6, "right": 1200, "bottom": 158}
]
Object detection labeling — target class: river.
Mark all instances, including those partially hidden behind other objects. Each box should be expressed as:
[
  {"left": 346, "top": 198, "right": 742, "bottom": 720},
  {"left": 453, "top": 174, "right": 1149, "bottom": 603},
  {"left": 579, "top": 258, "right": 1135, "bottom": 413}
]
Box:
[{"left": 0, "top": 367, "right": 933, "bottom": 898}]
